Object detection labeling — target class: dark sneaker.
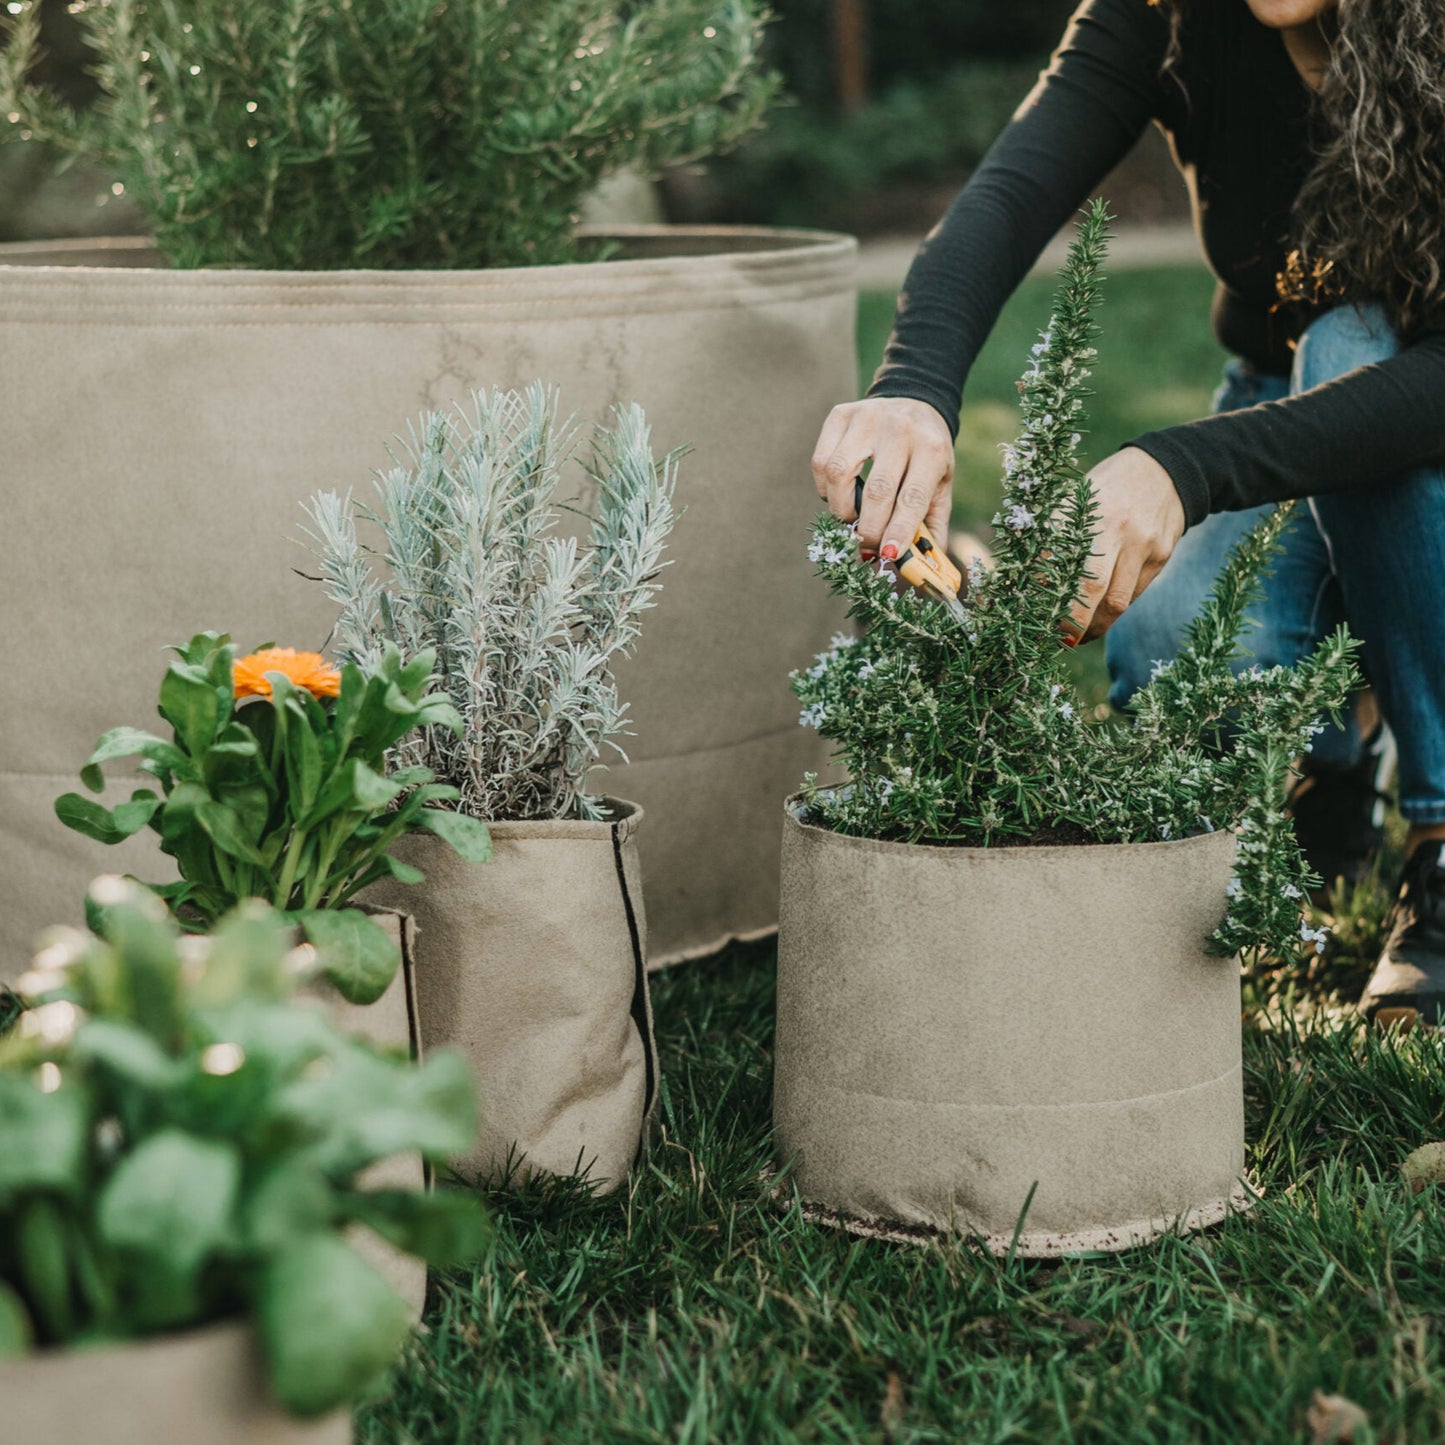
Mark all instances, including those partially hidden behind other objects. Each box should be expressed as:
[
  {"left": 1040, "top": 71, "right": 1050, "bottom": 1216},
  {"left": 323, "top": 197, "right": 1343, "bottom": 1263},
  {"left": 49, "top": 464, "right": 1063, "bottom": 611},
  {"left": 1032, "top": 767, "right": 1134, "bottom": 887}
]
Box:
[
  {"left": 1360, "top": 839, "right": 1445, "bottom": 1027},
  {"left": 1287, "top": 725, "right": 1395, "bottom": 893}
]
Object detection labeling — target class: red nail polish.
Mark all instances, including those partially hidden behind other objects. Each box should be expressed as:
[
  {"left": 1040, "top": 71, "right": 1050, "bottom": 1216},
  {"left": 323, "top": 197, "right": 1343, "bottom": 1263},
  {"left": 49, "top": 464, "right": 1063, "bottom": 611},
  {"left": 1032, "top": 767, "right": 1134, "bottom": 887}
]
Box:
[
  {"left": 880, "top": 542, "right": 899, "bottom": 562},
  {"left": 859, "top": 548, "right": 878, "bottom": 561}
]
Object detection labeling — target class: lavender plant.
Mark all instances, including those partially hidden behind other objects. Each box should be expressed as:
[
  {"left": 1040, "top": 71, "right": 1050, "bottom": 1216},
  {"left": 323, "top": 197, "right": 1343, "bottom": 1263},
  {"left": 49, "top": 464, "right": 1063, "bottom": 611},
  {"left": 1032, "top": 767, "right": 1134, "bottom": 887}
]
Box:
[
  {"left": 303, "top": 385, "right": 680, "bottom": 822},
  {"left": 792, "top": 202, "right": 1359, "bottom": 961}
]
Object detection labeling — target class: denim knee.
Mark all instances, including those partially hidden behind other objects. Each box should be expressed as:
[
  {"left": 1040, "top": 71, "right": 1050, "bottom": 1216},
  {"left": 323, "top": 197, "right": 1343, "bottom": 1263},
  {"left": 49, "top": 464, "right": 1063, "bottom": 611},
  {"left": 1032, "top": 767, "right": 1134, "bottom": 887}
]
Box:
[
  {"left": 1292, "top": 303, "right": 1399, "bottom": 391},
  {"left": 1109, "top": 607, "right": 1316, "bottom": 713}
]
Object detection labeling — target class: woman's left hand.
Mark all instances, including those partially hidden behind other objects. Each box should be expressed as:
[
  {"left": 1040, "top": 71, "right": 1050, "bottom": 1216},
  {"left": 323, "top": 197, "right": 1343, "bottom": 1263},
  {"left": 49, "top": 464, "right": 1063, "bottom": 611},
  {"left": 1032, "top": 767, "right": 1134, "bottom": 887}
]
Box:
[{"left": 1066, "top": 448, "right": 1186, "bottom": 643}]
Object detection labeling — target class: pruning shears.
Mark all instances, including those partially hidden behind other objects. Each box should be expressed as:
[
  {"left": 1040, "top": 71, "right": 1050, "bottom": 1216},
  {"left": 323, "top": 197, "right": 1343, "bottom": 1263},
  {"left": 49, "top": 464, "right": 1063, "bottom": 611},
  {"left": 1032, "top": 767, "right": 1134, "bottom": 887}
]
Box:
[{"left": 855, "top": 476, "right": 969, "bottom": 625}]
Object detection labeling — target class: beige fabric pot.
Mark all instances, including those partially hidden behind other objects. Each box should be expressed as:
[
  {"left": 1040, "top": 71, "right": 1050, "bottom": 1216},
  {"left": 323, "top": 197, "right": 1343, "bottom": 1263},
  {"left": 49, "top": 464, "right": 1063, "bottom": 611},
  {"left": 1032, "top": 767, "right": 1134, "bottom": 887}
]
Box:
[
  {"left": 364, "top": 799, "right": 657, "bottom": 1193},
  {"left": 0, "top": 227, "right": 855, "bottom": 979},
  {"left": 774, "top": 801, "right": 1250, "bottom": 1256},
  {"left": 0, "top": 1319, "right": 349, "bottom": 1445}
]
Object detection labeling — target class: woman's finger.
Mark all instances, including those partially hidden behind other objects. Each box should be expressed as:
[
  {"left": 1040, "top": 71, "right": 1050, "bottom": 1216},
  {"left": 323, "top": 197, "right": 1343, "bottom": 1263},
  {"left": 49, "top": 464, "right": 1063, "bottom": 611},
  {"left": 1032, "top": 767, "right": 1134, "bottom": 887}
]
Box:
[
  {"left": 810, "top": 406, "right": 853, "bottom": 500},
  {"left": 856, "top": 438, "right": 915, "bottom": 550},
  {"left": 1082, "top": 549, "right": 1144, "bottom": 642},
  {"left": 923, "top": 483, "right": 952, "bottom": 546},
  {"left": 879, "top": 439, "right": 954, "bottom": 561},
  {"left": 1066, "top": 542, "right": 1121, "bottom": 643}
]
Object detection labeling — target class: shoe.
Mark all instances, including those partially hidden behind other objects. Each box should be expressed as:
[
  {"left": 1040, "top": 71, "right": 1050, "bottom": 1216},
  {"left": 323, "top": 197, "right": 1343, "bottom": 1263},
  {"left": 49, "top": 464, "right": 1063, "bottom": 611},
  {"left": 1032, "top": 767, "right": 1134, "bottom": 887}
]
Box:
[
  {"left": 1287, "top": 725, "right": 1395, "bottom": 892},
  {"left": 1359, "top": 839, "right": 1445, "bottom": 1027}
]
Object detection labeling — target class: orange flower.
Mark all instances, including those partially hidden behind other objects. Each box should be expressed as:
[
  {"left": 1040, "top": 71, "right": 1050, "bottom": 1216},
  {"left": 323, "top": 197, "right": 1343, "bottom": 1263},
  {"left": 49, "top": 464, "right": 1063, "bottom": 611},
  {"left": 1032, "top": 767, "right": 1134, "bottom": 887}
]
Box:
[{"left": 233, "top": 647, "right": 341, "bottom": 701}]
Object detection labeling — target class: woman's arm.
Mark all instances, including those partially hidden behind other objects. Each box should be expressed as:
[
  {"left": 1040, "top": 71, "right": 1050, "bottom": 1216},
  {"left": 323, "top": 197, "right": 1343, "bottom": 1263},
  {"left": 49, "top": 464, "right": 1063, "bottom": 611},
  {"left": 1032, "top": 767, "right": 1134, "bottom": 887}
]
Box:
[
  {"left": 1127, "top": 330, "right": 1445, "bottom": 524},
  {"left": 814, "top": 0, "right": 1170, "bottom": 556}
]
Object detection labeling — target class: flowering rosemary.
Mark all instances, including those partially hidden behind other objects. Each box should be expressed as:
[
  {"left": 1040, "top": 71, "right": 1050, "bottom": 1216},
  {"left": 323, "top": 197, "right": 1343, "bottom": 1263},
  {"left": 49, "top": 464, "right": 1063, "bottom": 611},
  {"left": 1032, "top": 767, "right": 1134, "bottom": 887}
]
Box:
[
  {"left": 792, "top": 202, "right": 1360, "bottom": 961},
  {"left": 304, "top": 384, "right": 680, "bottom": 821}
]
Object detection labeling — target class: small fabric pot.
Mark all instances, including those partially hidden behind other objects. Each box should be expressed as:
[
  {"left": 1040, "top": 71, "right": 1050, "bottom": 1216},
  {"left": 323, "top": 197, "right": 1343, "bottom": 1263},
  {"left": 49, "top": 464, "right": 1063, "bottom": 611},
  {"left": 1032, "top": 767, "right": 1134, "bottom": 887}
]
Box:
[
  {"left": 774, "top": 800, "right": 1250, "bottom": 1256},
  {"left": 0, "top": 1319, "right": 349, "bottom": 1445},
  {"left": 365, "top": 799, "right": 657, "bottom": 1192}
]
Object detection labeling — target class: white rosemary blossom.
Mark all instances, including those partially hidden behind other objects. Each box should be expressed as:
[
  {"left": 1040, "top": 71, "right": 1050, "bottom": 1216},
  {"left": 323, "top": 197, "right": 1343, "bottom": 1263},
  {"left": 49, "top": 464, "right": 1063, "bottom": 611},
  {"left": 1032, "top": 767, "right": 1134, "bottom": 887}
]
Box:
[{"left": 799, "top": 702, "right": 826, "bottom": 730}]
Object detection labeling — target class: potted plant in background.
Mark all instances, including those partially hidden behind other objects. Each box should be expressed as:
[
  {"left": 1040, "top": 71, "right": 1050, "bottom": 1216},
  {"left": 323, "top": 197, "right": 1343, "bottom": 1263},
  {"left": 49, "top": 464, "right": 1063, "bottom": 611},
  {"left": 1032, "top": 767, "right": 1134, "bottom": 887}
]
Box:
[
  {"left": 0, "top": 0, "right": 855, "bottom": 973},
  {"left": 0, "top": 876, "right": 487, "bottom": 1443},
  {"left": 305, "top": 384, "right": 674, "bottom": 1194},
  {"left": 774, "top": 205, "right": 1359, "bottom": 1255}
]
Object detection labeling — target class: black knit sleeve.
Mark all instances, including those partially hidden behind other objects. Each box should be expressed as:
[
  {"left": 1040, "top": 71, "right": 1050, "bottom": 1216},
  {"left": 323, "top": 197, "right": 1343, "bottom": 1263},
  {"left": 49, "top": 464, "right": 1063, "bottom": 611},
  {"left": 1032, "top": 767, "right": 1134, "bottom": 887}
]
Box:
[
  {"left": 867, "top": 0, "right": 1168, "bottom": 434},
  {"left": 1127, "top": 331, "right": 1445, "bottom": 523}
]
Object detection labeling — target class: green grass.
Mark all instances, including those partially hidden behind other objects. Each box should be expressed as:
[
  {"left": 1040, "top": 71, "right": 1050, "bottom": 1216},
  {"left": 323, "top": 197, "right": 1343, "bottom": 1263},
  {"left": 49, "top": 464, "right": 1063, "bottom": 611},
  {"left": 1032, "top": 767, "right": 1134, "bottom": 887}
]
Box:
[
  {"left": 354, "top": 267, "right": 1445, "bottom": 1442},
  {"left": 363, "top": 928, "right": 1445, "bottom": 1443}
]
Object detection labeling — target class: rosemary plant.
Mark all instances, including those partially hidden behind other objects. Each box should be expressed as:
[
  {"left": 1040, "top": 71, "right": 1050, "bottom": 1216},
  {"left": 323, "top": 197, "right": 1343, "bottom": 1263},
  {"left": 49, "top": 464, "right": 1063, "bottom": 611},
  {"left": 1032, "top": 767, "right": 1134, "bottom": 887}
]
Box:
[
  {"left": 0, "top": 0, "right": 777, "bottom": 269},
  {"left": 792, "top": 202, "right": 1360, "bottom": 961},
  {"left": 304, "top": 384, "right": 680, "bottom": 822}
]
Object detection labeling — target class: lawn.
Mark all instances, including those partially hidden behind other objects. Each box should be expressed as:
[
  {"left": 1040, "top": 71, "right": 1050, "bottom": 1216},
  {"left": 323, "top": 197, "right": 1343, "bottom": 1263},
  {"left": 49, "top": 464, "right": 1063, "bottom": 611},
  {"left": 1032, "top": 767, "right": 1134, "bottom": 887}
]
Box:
[
  {"left": 359, "top": 269, "right": 1445, "bottom": 1442},
  {"left": 365, "top": 938, "right": 1445, "bottom": 1444}
]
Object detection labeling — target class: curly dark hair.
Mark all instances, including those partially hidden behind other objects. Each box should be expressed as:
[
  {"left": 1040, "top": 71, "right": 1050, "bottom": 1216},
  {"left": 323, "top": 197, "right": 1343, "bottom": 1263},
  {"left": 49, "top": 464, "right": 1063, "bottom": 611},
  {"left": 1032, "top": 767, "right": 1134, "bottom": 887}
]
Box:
[{"left": 1152, "top": 0, "right": 1445, "bottom": 337}]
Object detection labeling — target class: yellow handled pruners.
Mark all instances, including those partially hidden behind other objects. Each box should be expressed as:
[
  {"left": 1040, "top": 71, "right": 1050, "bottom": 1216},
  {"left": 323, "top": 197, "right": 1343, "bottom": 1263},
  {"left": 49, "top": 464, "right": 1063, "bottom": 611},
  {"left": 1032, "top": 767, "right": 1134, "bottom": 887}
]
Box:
[{"left": 855, "top": 477, "right": 968, "bottom": 624}]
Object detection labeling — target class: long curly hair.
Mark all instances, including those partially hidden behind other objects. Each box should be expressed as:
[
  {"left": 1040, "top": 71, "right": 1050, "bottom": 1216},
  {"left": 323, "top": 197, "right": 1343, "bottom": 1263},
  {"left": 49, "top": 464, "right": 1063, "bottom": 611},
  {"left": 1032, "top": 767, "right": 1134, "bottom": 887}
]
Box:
[{"left": 1153, "top": 0, "right": 1445, "bottom": 337}]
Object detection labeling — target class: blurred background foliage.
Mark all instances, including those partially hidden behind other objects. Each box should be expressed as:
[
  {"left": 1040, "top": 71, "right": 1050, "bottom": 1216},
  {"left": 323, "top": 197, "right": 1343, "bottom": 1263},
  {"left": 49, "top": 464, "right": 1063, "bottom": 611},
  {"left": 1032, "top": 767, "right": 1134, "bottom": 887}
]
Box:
[{"left": 1, "top": 0, "right": 1186, "bottom": 244}]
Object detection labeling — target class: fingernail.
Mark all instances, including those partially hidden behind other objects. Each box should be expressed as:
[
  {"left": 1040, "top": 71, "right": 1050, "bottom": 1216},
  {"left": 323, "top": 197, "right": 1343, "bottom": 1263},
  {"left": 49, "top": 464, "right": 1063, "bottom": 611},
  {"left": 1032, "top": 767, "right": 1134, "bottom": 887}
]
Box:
[
  {"left": 880, "top": 541, "right": 899, "bottom": 561},
  {"left": 859, "top": 549, "right": 877, "bottom": 561}
]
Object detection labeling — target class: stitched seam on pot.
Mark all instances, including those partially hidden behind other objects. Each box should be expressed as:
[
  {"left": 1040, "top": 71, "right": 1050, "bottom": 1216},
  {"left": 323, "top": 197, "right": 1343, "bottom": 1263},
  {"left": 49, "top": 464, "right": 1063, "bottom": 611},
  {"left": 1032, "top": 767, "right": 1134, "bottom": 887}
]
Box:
[
  {"left": 0, "top": 273, "right": 855, "bottom": 309},
  {"left": 792, "top": 1063, "right": 1243, "bottom": 1113},
  {"left": 617, "top": 718, "right": 814, "bottom": 765},
  {"left": 5, "top": 724, "right": 807, "bottom": 778},
  {"left": 0, "top": 285, "right": 851, "bottom": 324}
]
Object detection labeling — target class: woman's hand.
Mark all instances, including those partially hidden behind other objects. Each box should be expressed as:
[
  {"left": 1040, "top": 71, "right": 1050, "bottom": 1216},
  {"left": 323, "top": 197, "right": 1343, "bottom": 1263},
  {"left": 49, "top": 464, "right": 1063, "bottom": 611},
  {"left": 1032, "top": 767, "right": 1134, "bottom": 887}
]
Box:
[
  {"left": 811, "top": 397, "right": 955, "bottom": 558},
  {"left": 1066, "top": 447, "right": 1186, "bottom": 644}
]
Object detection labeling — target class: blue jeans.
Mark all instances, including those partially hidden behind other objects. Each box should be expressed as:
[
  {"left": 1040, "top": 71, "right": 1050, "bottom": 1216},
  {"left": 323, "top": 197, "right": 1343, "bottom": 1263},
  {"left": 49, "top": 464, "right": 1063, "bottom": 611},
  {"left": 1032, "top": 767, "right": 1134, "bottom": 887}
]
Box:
[{"left": 1106, "top": 304, "right": 1445, "bottom": 825}]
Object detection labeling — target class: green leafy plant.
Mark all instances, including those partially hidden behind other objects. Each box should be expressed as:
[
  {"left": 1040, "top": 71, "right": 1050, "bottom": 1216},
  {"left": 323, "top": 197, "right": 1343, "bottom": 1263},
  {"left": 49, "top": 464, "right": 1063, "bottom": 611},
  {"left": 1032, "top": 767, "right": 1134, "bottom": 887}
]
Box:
[
  {"left": 54, "top": 632, "right": 491, "bottom": 1002},
  {"left": 303, "top": 385, "right": 680, "bottom": 822},
  {"left": 0, "top": 0, "right": 778, "bottom": 269},
  {"left": 792, "top": 202, "right": 1360, "bottom": 961},
  {"left": 0, "top": 876, "right": 488, "bottom": 1416}
]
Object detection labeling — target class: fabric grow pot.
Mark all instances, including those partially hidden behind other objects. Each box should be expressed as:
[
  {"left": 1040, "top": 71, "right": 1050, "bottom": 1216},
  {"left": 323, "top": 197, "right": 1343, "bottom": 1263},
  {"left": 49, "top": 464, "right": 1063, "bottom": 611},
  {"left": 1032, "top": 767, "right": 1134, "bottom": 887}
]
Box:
[
  {"left": 0, "top": 226, "right": 855, "bottom": 979},
  {"left": 363, "top": 799, "right": 657, "bottom": 1192},
  {"left": 0, "top": 1319, "right": 349, "bottom": 1445},
  {"left": 773, "top": 800, "right": 1250, "bottom": 1256}
]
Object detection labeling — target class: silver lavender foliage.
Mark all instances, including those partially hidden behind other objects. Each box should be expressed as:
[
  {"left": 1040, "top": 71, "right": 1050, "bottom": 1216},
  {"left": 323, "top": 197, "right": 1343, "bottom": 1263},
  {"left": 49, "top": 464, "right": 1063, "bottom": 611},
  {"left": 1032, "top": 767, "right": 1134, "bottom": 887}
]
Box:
[{"left": 304, "top": 384, "right": 680, "bottom": 822}]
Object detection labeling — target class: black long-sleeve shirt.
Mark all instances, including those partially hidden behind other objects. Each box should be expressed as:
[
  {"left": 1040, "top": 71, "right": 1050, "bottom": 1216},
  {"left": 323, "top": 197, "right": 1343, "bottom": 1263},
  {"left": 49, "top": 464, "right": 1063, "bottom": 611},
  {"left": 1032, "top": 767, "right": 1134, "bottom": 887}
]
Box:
[{"left": 868, "top": 0, "right": 1445, "bottom": 528}]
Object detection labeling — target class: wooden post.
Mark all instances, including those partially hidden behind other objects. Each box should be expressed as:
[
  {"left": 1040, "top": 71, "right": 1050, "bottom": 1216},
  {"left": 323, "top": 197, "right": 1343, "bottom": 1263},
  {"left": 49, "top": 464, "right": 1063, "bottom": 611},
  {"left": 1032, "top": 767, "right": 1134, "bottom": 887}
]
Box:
[{"left": 829, "top": 0, "right": 869, "bottom": 114}]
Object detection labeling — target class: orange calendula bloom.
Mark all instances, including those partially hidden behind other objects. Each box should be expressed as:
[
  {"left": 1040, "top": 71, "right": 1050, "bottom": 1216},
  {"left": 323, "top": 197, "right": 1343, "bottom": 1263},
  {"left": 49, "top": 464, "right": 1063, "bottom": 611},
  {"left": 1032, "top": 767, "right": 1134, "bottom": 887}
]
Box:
[{"left": 233, "top": 647, "right": 342, "bottom": 701}]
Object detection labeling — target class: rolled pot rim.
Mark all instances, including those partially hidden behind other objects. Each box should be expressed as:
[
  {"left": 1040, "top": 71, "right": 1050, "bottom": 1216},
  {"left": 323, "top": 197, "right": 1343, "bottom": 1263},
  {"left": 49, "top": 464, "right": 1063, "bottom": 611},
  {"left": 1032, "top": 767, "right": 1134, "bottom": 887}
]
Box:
[
  {"left": 784, "top": 792, "right": 1234, "bottom": 863},
  {"left": 407, "top": 795, "right": 643, "bottom": 840},
  {"left": 0, "top": 1311, "right": 249, "bottom": 1368},
  {"left": 0, "top": 224, "right": 856, "bottom": 278}
]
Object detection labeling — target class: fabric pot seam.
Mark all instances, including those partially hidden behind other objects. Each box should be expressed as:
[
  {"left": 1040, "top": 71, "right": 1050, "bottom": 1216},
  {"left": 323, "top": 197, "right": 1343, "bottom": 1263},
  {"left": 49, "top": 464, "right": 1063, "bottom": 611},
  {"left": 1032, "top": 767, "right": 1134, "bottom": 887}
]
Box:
[{"left": 784, "top": 1063, "right": 1243, "bottom": 1114}]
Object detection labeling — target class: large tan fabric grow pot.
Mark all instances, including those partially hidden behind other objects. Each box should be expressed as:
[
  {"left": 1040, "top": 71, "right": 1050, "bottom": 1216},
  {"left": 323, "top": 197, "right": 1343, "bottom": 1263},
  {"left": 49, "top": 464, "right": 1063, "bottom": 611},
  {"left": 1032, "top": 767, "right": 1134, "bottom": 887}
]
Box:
[
  {"left": 0, "top": 1319, "right": 348, "bottom": 1445},
  {"left": 0, "top": 227, "right": 854, "bottom": 979},
  {"left": 774, "top": 801, "right": 1251, "bottom": 1256},
  {"left": 364, "top": 799, "right": 657, "bottom": 1193}
]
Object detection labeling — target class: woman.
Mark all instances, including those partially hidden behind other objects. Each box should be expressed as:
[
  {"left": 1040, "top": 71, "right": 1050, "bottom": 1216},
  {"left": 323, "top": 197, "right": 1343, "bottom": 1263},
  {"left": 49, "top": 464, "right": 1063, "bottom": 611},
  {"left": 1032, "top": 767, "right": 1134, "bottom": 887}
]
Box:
[{"left": 811, "top": 0, "right": 1445, "bottom": 1020}]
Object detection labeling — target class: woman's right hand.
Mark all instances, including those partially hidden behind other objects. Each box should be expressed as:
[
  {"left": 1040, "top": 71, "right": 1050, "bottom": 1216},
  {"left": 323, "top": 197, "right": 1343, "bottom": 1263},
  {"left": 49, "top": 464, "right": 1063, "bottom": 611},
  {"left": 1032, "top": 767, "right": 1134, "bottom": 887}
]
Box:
[{"left": 810, "top": 397, "right": 956, "bottom": 560}]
